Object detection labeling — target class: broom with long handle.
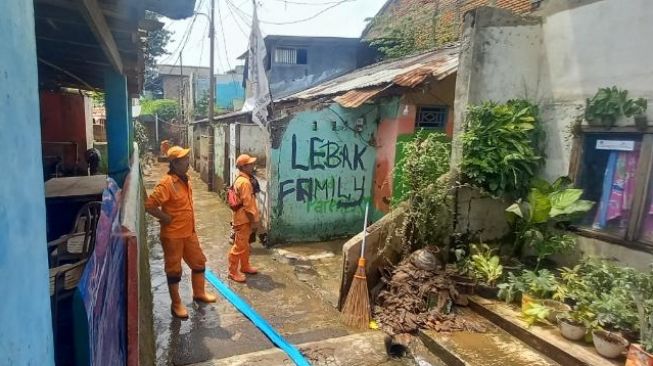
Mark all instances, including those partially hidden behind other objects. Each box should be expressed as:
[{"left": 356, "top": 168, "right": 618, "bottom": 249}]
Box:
[{"left": 341, "top": 202, "right": 371, "bottom": 329}]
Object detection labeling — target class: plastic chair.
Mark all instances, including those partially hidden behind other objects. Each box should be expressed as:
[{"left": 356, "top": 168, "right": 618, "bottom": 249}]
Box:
[{"left": 49, "top": 201, "right": 101, "bottom": 267}]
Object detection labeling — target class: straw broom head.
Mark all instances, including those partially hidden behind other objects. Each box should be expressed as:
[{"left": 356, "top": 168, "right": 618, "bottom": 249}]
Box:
[{"left": 341, "top": 257, "right": 371, "bottom": 330}]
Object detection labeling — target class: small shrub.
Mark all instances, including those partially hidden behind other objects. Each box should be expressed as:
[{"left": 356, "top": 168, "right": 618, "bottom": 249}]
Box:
[{"left": 461, "top": 100, "right": 544, "bottom": 198}]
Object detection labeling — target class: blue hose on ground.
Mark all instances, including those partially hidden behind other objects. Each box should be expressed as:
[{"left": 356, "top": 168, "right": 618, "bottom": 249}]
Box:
[{"left": 205, "top": 269, "right": 311, "bottom": 366}]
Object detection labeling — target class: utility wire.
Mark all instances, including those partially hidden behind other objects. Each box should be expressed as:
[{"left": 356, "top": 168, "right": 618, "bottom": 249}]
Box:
[
  {"left": 271, "top": 0, "right": 356, "bottom": 6},
  {"left": 226, "top": 0, "right": 357, "bottom": 25},
  {"left": 225, "top": 0, "right": 252, "bottom": 38},
  {"left": 217, "top": 0, "right": 239, "bottom": 86}
]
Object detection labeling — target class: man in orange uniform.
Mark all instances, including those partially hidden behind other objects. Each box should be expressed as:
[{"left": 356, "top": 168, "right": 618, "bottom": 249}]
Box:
[
  {"left": 145, "top": 146, "right": 217, "bottom": 319},
  {"left": 229, "top": 154, "right": 260, "bottom": 282}
]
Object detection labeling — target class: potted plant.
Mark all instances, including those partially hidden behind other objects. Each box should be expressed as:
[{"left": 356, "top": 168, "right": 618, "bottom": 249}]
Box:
[
  {"left": 541, "top": 299, "right": 571, "bottom": 324},
  {"left": 592, "top": 329, "right": 629, "bottom": 359},
  {"left": 523, "top": 301, "right": 552, "bottom": 327},
  {"left": 468, "top": 243, "right": 503, "bottom": 298},
  {"left": 558, "top": 312, "right": 589, "bottom": 341},
  {"left": 624, "top": 97, "right": 648, "bottom": 130},
  {"left": 498, "top": 269, "right": 559, "bottom": 311},
  {"left": 585, "top": 86, "right": 628, "bottom": 127}
]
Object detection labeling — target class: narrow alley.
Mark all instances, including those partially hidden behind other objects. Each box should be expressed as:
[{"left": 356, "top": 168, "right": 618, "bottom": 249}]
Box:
[{"left": 145, "top": 163, "right": 439, "bottom": 366}]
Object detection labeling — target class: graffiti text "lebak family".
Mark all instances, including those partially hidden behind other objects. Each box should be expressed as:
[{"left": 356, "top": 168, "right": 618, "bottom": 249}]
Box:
[{"left": 291, "top": 135, "right": 367, "bottom": 171}]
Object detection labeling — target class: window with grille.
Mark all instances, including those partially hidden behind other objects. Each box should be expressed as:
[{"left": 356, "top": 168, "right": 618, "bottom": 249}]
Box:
[
  {"left": 416, "top": 106, "right": 448, "bottom": 129},
  {"left": 274, "top": 47, "right": 308, "bottom": 65}
]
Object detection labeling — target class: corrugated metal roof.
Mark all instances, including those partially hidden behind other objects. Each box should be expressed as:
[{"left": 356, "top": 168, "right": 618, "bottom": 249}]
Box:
[
  {"left": 280, "top": 45, "right": 459, "bottom": 105},
  {"left": 334, "top": 87, "right": 387, "bottom": 108}
]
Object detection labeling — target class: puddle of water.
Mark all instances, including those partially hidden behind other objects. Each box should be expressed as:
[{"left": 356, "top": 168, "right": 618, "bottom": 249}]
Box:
[{"left": 443, "top": 332, "right": 557, "bottom": 366}]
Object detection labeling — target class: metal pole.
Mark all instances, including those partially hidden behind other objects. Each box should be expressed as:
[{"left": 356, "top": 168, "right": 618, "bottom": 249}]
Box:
[
  {"left": 155, "top": 113, "right": 159, "bottom": 144},
  {"left": 207, "top": 0, "right": 216, "bottom": 191}
]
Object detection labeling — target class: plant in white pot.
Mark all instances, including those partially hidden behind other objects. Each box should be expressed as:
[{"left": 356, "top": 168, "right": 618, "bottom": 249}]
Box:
[{"left": 626, "top": 268, "right": 653, "bottom": 366}]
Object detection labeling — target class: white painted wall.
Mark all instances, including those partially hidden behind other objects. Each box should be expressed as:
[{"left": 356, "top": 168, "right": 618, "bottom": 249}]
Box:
[
  {"left": 239, "top": 124, "right": 267, "bottom": 163},
  {"left": 541, "top": 0, "right": 653, "bottom": 104}
]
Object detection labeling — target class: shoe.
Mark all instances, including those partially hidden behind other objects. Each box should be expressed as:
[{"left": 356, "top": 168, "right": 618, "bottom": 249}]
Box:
[
  {"left": 228, "top": 272, "right": 246, "bottom": 282},
  {"left": 241, "top": 267, "right": 258, "bottom": 275},
  {"left": 168, "top": 284, "right": 189, "bottom": 319},
  {"left": 191, "top": 272, "right": 217, "bottom": 303}
]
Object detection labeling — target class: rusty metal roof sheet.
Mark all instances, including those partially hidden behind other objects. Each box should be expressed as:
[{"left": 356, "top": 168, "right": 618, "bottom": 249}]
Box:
[
  {"left": 333, "top": 86, "right": 387, "bottom": 108},
  {"left": 280, "top": 44, "right": 459, "bottom": 106}
]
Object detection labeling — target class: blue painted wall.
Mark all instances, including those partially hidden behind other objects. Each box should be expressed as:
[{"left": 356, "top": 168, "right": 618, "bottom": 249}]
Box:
[
  {"left": 216, "top": 81, "right": 244, "bottom": 110},
  {"left": 0, "top": 1, "right": 54, "bottom": 364},
  {"left": 269, "top": 102, "right": 392, "bottom": 243}
]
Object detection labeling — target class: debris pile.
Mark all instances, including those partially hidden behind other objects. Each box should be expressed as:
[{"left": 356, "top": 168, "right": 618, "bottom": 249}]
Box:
[{"left": 373, "top": 249, "right": 486, "bottom": 334}]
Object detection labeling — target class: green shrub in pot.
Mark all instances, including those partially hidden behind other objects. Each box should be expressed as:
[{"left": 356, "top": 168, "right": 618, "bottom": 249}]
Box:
[
  {"left": 498, "top": 269, "right": 559, "bottom": 304},
  {"left": 469, "top": 243, "right": 504, "bottom": 287}
]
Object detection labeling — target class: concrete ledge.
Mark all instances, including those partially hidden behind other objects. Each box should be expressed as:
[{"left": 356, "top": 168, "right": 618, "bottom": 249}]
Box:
[
  {"left": 469, "top": 296, "right": 621, "bottom": 366},
  {"left": 418, "top": 330, "right": 466, "bottom": 366},
  {"left": 191, "top": 331, "right": 389, "bottom": 366}
]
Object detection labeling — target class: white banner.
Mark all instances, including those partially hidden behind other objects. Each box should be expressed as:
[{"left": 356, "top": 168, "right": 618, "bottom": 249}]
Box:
[{"left": 241, "top": 0, "right": 271, "bottom": 129}]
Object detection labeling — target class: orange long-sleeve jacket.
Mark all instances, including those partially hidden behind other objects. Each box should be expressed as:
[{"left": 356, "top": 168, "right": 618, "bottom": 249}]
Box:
[
  {"left": 232, "top": 172, "right": 259, "bottom": 226},
  {"left": 145, "top": 173, "right": 195, "bottom": 238}
]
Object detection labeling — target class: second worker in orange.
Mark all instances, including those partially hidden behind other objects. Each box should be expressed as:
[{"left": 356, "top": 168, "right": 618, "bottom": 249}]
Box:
[{"left": 228, "top": 154, "right": 260, "bottom": 282}]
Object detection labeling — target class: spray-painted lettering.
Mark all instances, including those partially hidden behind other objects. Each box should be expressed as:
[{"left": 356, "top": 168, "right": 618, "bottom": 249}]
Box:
[
  {"left": 291, "top": 134, "right": 367, "bottom": 171},
  {"left": 279, "top": 134, "right": 370, "bottom": 212}
]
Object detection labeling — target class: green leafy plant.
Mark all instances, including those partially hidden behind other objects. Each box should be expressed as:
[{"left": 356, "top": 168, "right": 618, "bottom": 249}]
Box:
[
  {"left": 523, "top": 301, "right": 552, "bottom": 327},
  {"left": 585, "top": 86, "right": 649, "bottom": 127},
  {"left": 506, "top": 176, "right": 594, "bottom": 266},
  {"left": 630, "top": 266, "right": 653, "bottom": 352},
  {"left": 498, "top": 269, "right": 559, "bottom": 304},
  {"left": 461, "top": 100, "right": 544, "bottom": 198},
  {"left": 469, "top": 243, "right": 503, "bottom": 286},
  {"left": 623, "top": 97, "right": 648, "bottom": 118},
  {"left": 398, "top": 131, "right": 452, "bottom": 253},
  {"left": 134, "top": 120, "right": 149, "bottom": 157},
  {"left": 140, "top": 98, "right": 179, "bottom": 121},
  {"left": 559, "top": 259, "right": 648, "bottom": 336}
]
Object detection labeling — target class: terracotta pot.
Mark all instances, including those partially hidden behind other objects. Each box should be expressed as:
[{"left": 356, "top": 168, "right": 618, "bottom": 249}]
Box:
[
  {"left": 541, "top": 299, "right": 571, "bottom": 324},
  {"left": 476, "top": 284, "right": 499, "bottom": 299},
  {"left": 592, "top": 329, "right": 629, "bottom": 359},
  {"left": 626, "top": 344, "right": 653, "bottom": 366},
  {"left": 557, "top": 315, "right": 586, "bottom": 341}
]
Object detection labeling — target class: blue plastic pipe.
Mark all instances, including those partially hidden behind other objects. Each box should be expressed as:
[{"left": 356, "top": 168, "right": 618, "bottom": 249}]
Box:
[{"left": 205, "top": 269, "right": 311, "bottom": 366}]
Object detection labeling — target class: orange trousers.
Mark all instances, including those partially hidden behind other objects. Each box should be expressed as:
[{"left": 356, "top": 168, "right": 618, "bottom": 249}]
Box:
[
  {"left": 161, "top": 233, "right": 207, "bottom": 284},
  {"left": 229, "top": 223, "right": 253, "bottom": 275}
]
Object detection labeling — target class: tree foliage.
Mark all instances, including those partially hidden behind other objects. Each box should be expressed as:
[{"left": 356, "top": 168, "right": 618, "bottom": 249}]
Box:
[
  {"left": 140, "top": 98, "right": 179, "bottom": 121},
  {"left": 143, "top": 11, "right": 172, "bottom": 97}
]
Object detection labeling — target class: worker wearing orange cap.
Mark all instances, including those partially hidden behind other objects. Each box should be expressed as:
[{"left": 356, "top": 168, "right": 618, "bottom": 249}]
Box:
[
  {"left": 145, "top": 146, "right": 217, "bottom": 319},
  {"left": 229, "top": 154, "right": 260, "bottom": 282}
]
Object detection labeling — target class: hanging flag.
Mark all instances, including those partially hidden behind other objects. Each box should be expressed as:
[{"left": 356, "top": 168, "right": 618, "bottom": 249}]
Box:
[{"left": 241, "top": 0, "right": 271, "bottom": 128}]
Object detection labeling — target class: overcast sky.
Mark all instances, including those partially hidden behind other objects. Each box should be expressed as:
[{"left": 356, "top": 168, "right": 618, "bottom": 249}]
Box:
[{"left": 156, "top": 0, "right": 385, "bottom": 73}]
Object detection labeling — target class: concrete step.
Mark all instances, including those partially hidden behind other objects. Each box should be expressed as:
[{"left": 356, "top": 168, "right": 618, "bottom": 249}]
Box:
[
  {"left": 468, "top": 296, "right": 623, "bottom": 366},
  {"left": 189, "top": 331, "right": 444, "bottom": 366},
  {"left": 419, "top": 308, "right": 560, "bottom": 366}
]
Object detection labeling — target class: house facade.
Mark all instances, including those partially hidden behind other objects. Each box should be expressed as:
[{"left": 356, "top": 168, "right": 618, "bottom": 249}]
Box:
[
  {"left": 241, "top": 35, "right": 375, "bottom": 100},
  {"left": 267, "top": 47, "right": 459, "bottom": 243},
  {"left": 451, "top": 0, "right": 653, "bottom": 269}
]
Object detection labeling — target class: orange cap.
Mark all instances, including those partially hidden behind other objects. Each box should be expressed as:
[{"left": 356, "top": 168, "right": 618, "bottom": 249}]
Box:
[
  {"left": 167, "top": 146, "right": 190, "bottom": 160},
  {"left": 236, "top": 154, "right": 257, "bottom": 167}
]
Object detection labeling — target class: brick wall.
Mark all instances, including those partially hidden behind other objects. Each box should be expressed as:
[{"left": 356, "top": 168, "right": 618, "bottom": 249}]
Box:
[{"left": 365, "top": 0, "right": 535, "bottom": 44}]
